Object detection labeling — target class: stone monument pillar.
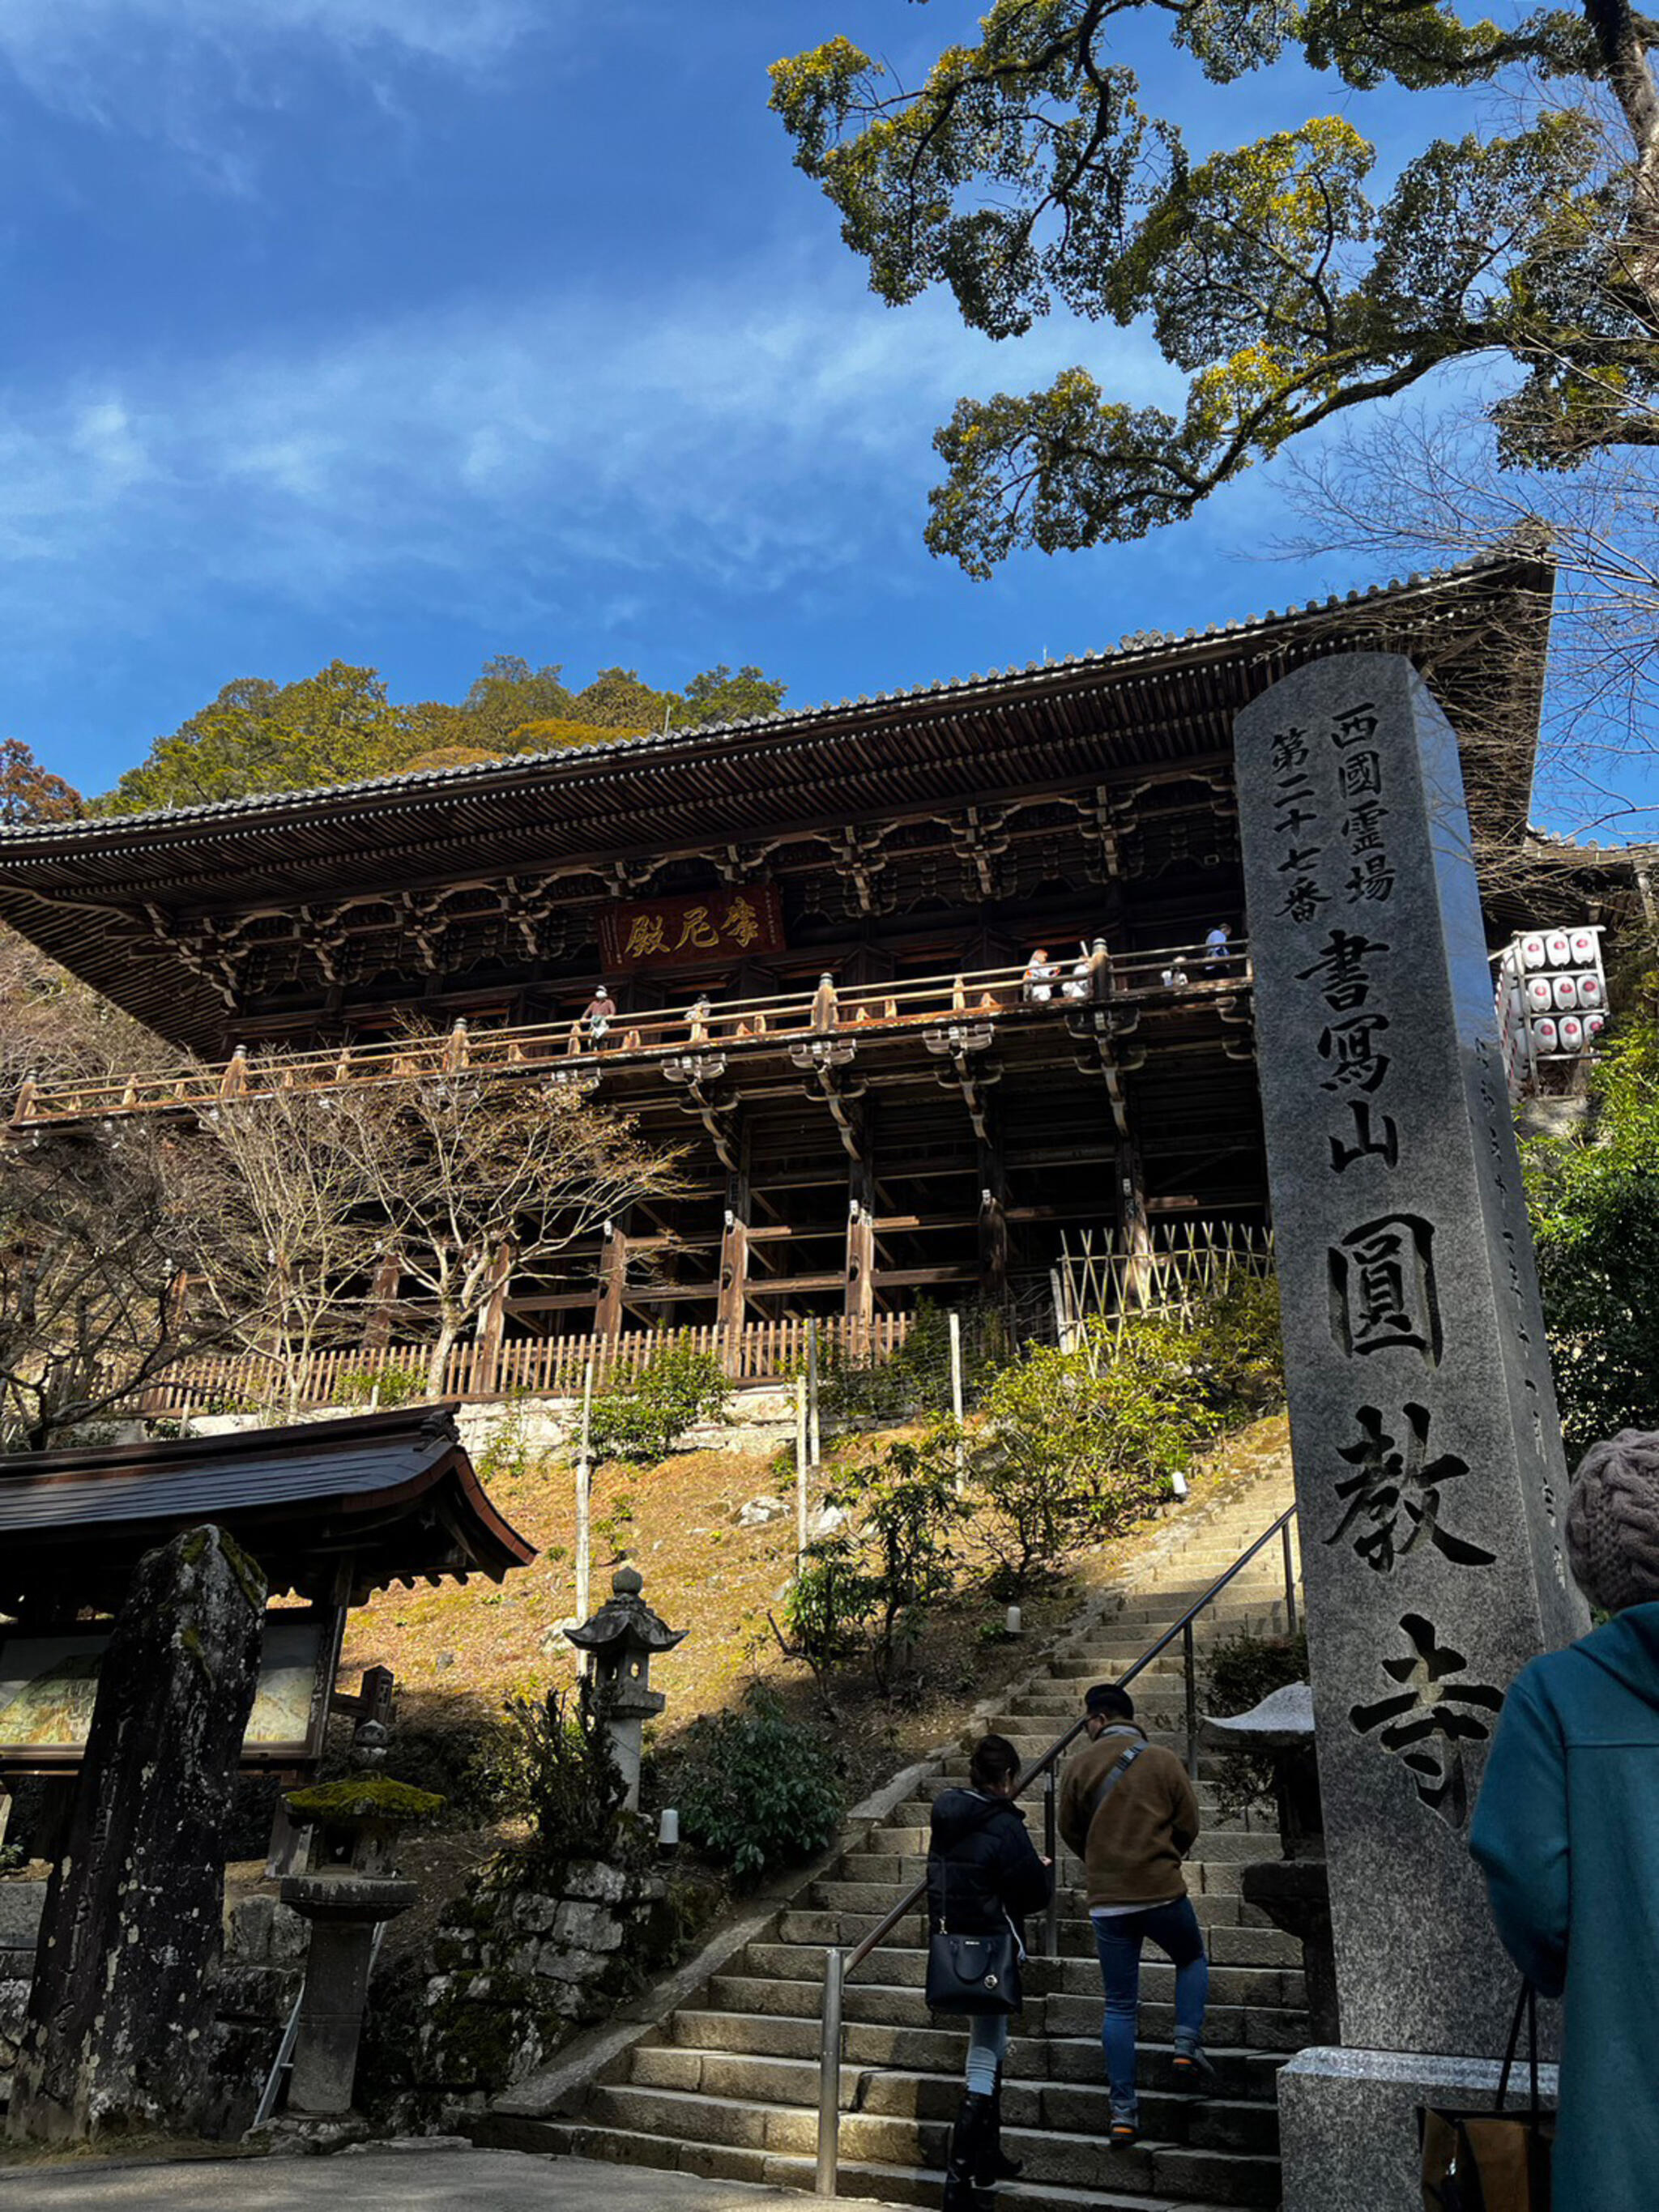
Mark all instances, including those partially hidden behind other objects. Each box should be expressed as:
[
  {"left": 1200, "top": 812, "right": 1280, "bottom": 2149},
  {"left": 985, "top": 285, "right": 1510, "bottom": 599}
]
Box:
[
  {"left": 1233, "top": 654, "right": 1584, "bottom": 2210},
  {"left": 6, "top": 1524, "right": 267, "bottom": 2146}
]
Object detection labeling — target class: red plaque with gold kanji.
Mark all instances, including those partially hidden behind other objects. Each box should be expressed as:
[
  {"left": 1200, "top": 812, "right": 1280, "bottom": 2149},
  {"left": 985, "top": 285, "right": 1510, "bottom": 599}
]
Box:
[{"left": 599, "top": 884, "right": 787, "bottom": 972}]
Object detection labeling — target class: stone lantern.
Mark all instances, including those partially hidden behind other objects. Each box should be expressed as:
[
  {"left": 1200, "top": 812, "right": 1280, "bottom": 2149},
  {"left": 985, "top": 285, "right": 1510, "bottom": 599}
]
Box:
[{"left": 564, "top": 1563, "right": 686, "bottom": 1810}]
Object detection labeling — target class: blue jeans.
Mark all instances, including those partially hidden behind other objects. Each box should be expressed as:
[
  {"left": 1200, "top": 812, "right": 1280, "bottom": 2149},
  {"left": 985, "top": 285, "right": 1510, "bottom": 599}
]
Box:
[
  {"left": 1092, "top": 1896, "right": 1209, "bottom": 2113},
  {"left": 964, "top": 2010, "right": 1009, "bottom": 2096}
]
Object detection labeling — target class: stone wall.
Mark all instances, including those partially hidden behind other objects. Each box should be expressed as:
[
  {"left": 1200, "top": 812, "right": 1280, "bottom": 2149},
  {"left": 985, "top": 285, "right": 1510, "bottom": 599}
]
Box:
[
  {"left": 362, "top": 1856, "right": 687, "bottom": 2134},
  {"left": 178, "top": 1382, "right": 800, "bottom": 1462}
]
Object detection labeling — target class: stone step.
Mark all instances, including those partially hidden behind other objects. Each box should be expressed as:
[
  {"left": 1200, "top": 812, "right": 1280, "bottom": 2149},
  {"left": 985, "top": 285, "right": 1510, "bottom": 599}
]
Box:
[
  {"left": 855, "top": 1827, "right": 1272, "bottom": 1867},
  {"left": 775, "top": 1902, "right": 1297, "bottom": 1967},
  {"left": 627, "top": 2045, "right": 1280, "bottom": 2154},
  {"left": 514, "top": 2128, "right": 1244, "bottom": 2212},
  {"left": 704, "top": 1973, "right": 1307, "bottom": 2052},
  {"left": 577, "top": 2084, "right": 1282, "bottom": 2204},
  {"left": 777, "top": 1892, "right": 1268, "bottom": 1948},
  {"left": 668, "top": 2011, "right": 1291, "bottom": 2100},
  {"left": 740, "top": 1940, "right": 1305, "bottom": 2011}
]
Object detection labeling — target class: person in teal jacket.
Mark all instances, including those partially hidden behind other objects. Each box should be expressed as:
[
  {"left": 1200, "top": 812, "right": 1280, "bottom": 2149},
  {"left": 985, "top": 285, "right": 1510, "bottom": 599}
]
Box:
[{"left": 1469, "top": 1430, "right": 1659, "bottom": 2212}]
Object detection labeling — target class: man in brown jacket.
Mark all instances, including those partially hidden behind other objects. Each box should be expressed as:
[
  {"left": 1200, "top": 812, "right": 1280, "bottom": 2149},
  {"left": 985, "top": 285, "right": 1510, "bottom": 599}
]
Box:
[{"left": 1058, "top": 1682, "right": 1213, "bottom": 2145}]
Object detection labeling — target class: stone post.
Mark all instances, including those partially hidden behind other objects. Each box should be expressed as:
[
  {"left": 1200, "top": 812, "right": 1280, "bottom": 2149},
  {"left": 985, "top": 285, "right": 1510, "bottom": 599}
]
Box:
[
  {"left": 6, "top": 1524, "right": 267, "bottom": 2146},
  {"left": 1234, "top": 654, "right": 1583, "bottom": 2211}
]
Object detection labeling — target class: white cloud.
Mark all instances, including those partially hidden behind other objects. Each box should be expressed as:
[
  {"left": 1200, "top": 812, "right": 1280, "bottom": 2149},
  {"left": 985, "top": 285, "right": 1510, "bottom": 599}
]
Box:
[
  {"left": 0, "top": 0, "right": 547, "bottom": 168},
  {"left": 0, "top": 269, "right": 1166, "bottom": 649}
]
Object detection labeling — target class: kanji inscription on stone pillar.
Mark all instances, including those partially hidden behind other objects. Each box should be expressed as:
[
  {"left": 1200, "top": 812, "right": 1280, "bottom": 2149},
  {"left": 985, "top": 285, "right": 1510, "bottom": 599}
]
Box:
[{"left": 1235, "top": 652, "right": 1584, "bottom": 2056}]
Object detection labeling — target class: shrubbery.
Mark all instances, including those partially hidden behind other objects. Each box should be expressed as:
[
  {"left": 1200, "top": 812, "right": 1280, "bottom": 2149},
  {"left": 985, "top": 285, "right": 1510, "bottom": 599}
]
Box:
[
  {"left": 675, "top": 1681, "right": 845, "bottom": 1885},
  {"left": 589, "top": 1340, "right": 732, "bottom": 1465},
  {"left": 782, "top": 1429, "right": 969, "bottom": 1699},
  {"left": 335, "top": 1362, "right": 427, "bottom": 1408},
  {"left": 476, "top": 1676, "right": 650, "bottom": 1879}
]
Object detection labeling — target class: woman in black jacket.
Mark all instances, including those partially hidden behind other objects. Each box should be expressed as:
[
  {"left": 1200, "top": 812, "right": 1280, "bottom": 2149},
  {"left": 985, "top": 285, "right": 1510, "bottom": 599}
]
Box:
[{"left": 927, "top": 1733, "right": 1053, "bottom": 2210}]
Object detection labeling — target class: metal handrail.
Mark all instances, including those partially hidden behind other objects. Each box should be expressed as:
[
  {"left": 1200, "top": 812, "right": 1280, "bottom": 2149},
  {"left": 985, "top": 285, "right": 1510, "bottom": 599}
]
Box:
[{"left": 812, "top": 1499, "right": 1300, "bottom": 2195}]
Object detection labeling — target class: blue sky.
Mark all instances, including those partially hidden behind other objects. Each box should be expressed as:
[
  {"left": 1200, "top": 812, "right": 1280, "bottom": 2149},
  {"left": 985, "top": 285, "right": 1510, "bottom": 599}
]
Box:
[{"left": 0, "top": 1, "right": 1590, "bottom": 812}]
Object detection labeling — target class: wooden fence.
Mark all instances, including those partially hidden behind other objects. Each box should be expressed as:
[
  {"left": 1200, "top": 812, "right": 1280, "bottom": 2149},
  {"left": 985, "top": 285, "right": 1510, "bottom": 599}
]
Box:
[
  {"left": 1053, "top": 1220, "right": 1274, "bottom": 1347},
  {"left": 139, "top": 1310, "right": 917, "bottom": 1417}
]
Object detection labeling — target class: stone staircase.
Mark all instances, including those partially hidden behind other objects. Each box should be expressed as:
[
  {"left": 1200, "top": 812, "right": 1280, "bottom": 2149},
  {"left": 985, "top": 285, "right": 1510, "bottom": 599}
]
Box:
[{"left": 505, "top": 1468, "right": 1303, "bottom": 2208}]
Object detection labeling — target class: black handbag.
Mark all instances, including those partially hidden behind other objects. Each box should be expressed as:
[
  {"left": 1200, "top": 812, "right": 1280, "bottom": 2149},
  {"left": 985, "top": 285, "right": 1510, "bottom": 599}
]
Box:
[
  {"left": 1419, "top": 1983, "right": 1554, "bottom": 2211},
  {"left": 924, "top": 1793, "right": 1023, "bottom": 2018},
  {"left": 925, "top": 1925, "right": 1021, "bottom": 2016}
]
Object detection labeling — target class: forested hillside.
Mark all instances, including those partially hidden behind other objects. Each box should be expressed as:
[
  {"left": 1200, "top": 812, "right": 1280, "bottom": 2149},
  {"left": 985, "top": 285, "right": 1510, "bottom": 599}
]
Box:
[{"left": 1, "top": 655, "right": 788, "bottom": 820}]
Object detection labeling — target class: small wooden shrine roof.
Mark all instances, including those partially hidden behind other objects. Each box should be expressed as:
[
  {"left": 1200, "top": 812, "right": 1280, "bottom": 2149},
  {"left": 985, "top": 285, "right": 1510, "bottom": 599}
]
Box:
[
  {"left": 0, "top": 1404, "right": 536, "bottom": 1616},
  {"left": 0, "top": 552, "right": 1554, "bottom": 1055}
]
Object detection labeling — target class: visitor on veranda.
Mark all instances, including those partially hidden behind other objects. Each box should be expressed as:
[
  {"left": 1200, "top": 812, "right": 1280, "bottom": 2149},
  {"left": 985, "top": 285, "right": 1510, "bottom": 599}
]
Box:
[
  {"left": 1059, "top": 1682, "right": 1212, "bottom": 2146},
  {"left": 582, "top": 984, "right": 616, "bottom": 1043},
  {"left": 1021, "top": 948, "right": 1059, "bottom": 1004},
  {"left": 1204, "top": 923, "right": 1231, "bottom": 965},
  {"left": 927, "top": 1733, "right": 1053, "bottom": 2210},
  {"left": 1470, "top": 1430, "right": 1659, "bottom": 2212}
]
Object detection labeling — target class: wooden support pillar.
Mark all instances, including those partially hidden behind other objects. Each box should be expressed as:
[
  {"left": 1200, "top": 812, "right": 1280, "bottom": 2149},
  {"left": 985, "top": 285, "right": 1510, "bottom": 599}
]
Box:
[
  {"left": 717, "top": 1123, "right": 753, "bottom": 1375},
  {"left": 844, "top": 1111, "right": 876, "bottom": 1355},
  {"left": 595, "top": 1224, "right": 629, "bottom": 1347},
  {"left": 977, "top": 1131, "right": 1010, "bottom": 1306},
  {"left": 473, "top": 1238, "right": 514, "bottom": 1395},
  {"left": 360, "top": 1248, "right": 402, "bottom": 1352},
  {"left": 1116, "top": 1136, "right": 1153, "bottom": 1309}
]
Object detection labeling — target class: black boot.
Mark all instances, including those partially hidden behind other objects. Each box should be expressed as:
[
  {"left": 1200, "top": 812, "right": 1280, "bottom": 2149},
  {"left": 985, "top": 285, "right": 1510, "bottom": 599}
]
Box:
[
  {"left": 976, "top": 2066, "right": 1022, "bottom": 2184},
  {"left": 942, "top": 2091, "right": 996, "bottom": 2211}
]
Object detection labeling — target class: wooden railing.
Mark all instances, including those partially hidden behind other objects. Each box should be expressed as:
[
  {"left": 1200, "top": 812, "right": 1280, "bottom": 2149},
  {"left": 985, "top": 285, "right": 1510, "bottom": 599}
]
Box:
[
  {"left": 139, "top": 1311, "right": 917, "bottom": 1417},
  {"left": 9, "top": 944, "right": 1251, "bottom": 1132}
]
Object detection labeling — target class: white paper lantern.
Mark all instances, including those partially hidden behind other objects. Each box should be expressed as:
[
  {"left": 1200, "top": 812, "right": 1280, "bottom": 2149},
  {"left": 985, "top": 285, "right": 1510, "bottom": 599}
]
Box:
[
  {"left": 1559, "top": 1014, "right": 1585, "bottom": 1053},
  {"left": 1577, "top": 973, "right": 1604, "bottom": 1009},
  {"left": 1525, "top": 976, "right": 1554, "bottom": 1012},
  {"left": 1552, "top": 974, "right": 1579, "bottom": 1010},
  {"left": 1521, "top": 934, "right": 1547, "bottom": 969},
  {"left": 1546, "top": 930, "right": 1572, "bottom": 966},
  {"left": 1532, "top": 1016, "right": 1559, "bottom": 1052}
]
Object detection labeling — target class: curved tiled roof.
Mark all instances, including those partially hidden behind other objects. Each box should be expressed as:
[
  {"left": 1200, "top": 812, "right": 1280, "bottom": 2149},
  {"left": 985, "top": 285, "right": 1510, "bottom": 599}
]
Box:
[{"left": 0, "top": 548, "right": 1539, "bottom": 843}]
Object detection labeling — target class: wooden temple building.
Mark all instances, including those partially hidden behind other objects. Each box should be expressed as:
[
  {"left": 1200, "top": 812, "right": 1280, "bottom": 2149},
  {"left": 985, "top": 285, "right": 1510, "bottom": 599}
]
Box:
[{"left": 0, "top": 552, "right": 1586, "bottom": 1383}]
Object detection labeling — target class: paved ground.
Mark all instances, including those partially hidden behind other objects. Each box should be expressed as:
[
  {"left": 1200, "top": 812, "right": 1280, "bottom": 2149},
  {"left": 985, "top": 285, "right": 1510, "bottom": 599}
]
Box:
[{"left": 0, "top": 2145, "right": 891, "bottom": 2210}]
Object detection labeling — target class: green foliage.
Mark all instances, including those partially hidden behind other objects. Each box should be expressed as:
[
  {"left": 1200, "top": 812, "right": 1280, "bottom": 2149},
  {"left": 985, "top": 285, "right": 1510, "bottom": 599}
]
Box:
[
  {"left": 589, "top": 1340, "right": 733, "bottom": 1466},
  {"left": 96, "top": 655, "right": 791, "bottom": 812},
  {"left": 784, "top": 1429, "right": 970, "bottom": 1698},
  {"left": 476, "top": 1677, "right": 648, "bottom": 1878},
  {"left": 334, "top": 1362, "right": 426, "bottom": 1409},
  {"left": 969, "top": 1281, "right": 1282, "bottom": 1591},
  {"left": 819, "top": 1298, "right": 1003, "bottom": 1427},
  {"left": 1527, "top": 1006, "right": 1659, "bottom": 1456},
  {"left": 1204, "top": 1626, "right": 1310, "bottom": 1824},
  {"left": 771, "top": 1, "right": 1643, "bottom": 568},
  {"left": 675, "top": 1681, "right": 845, "bottom": 1886}
]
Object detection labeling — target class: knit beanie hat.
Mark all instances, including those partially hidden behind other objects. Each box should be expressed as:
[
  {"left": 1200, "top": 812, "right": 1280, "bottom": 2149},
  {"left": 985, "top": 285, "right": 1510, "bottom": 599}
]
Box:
[{"left": 1565, "top": 1430, "right": 1659, "bottom": 1612}]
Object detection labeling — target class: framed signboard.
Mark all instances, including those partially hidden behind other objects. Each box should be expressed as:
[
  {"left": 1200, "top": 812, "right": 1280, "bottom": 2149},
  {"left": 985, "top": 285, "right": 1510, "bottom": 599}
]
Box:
[
  {"left": 0, "top": 1605, "right": 345, "bottom": 1775},
  {"left": 598, "top": 884, "right": 786, "bottom": 973}
]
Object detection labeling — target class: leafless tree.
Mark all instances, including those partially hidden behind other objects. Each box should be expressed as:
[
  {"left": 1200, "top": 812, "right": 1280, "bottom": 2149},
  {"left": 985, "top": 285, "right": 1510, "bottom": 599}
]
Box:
[
  {"left": 198, "top": 1088, "right": 391, "bottom": 1417},
  {"left": 330, "top": 1070, "right": 684, "bottom": 1397},
  {"left": 0, "top": 1123, "right": 245, "bottom": 1451},
  {"left": 1285, "top": 402, "right": 1659, "bottom": 850}
]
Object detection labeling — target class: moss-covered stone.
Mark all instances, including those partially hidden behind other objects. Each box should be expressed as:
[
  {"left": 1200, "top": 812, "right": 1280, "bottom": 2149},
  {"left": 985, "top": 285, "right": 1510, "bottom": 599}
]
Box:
[{"left": 284, "top": 1778, "right": 444, "bottom": 1826}]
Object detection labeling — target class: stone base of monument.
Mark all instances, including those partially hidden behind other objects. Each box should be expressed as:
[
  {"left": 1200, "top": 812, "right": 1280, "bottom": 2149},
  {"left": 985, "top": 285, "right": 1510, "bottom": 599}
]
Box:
[
  {"left": 1277, "top": 2046, "right": 1559, "bottom": 2212},
  {"left": 249, "top": 2109, "right": 375, "bottom": 2156}
]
